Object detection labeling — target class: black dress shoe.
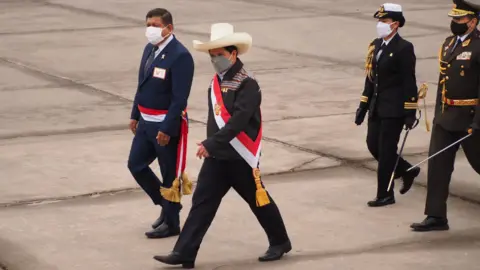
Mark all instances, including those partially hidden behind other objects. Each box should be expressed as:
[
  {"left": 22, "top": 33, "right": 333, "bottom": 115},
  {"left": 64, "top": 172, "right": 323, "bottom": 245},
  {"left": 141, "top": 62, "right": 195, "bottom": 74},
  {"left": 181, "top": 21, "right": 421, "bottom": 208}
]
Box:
[
  {"left": 153, "top": 252, "right": 194, "bottom": 269},
  {"left": 151, "top": 209, "right": 165, "bottom": 229},
  {"left": 145, "top": 223, "right": 180, "bottom": 239},
  {"left": 410, "top": 216, "right": 449, "bottom": 232},
  {"left": 400, "top": 167, "right": 420, "bottom": 195},
  {"left": 258, "top": 240, "right": 292, "bottom": 262},
  {"left": 367, "top": 196, "right": 395, "bottom": 207},
  {"left": 151, "top": 204, "right": 183, "bottom": 229}
]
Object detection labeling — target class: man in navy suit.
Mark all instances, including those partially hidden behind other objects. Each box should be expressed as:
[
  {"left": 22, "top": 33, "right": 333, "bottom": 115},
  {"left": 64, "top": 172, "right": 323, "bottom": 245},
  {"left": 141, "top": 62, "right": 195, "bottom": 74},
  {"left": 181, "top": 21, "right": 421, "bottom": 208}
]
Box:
[{"left": 128, "top": 8, "right": 195, "bottom": 239}]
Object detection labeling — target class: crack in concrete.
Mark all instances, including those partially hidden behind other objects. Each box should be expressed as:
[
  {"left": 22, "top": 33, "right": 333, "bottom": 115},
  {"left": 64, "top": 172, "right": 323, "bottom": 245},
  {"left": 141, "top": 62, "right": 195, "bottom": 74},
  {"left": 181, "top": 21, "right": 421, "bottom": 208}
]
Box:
[
  {"left": 209, "top": 227, "right": 480, "bottom": 270},
  {"left": 0, "top": 25, "right": 140, "bottom": 36},
  {"left": 233, "top": 0, "right": 451, "bottom": 32},
  {"left": 0, "top": 57, "right": 130, "bottom": 102},
  {"left": 0, "top": 124, "right": 129, "bottom": 141},
  {"left": 0, "top": 165, "right": 343, "bottom": 209},
  {"left": 10, "top": 0, "right": 439, "bottom": 72}
]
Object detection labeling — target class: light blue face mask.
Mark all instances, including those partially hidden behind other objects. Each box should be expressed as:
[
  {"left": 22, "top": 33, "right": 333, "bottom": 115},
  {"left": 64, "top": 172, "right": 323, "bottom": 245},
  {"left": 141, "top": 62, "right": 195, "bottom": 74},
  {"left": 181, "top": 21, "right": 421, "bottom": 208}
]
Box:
[{"left": 211, "top": 54, "right": 233, "bottom": 74}]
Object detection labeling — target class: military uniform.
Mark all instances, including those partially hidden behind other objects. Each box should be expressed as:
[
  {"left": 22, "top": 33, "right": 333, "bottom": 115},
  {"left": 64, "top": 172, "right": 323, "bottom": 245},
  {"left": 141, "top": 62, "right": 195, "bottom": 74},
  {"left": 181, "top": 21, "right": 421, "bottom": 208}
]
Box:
[
  {"left": 411, "top": 0, "right": 480, "bottom": 231},
  {"left": 355, "top": 3, "right": 421, "bottom": 207}
]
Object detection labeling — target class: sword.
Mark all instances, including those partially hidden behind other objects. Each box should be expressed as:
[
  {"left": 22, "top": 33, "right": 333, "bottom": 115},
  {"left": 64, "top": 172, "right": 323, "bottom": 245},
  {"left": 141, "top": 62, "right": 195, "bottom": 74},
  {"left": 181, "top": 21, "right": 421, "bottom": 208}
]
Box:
[
  {"left": 387, "top": 128, "right": 411, "bottom": 192},
  {"left": 406, "top": 131, "right": 473, "bottom": 172}
]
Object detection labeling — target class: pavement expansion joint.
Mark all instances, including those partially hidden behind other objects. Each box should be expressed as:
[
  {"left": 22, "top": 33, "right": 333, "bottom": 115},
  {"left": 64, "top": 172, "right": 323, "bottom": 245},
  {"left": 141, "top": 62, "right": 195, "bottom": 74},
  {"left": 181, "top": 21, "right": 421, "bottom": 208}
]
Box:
[
  {"left": 0, "top": 25, "right": 140, "bottom": 37},
  {"left": 0, "top": 57, "right": 130, "bottom": 102},
  {"left": 0, "top": 124, "right": 129, "bottom": 141},
  {"left": 171, "top": 229, "right": 480, "bottom": 270},
  {"left": 0, "top": 165, "right": 346, "bottom": 209}
]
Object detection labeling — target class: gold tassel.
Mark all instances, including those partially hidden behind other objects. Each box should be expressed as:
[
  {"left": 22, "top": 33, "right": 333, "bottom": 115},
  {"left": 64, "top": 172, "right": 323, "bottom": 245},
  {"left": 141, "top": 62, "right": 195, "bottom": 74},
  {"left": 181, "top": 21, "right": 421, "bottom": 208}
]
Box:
[
  {"left": 253, "top": 168, "right": 270, "bottom": 207},
  {"left": 181, "top": 172, "right": 193, "bottom": 195},
  {"left": 160, "top": 178, "right": 181, "bottom": 203},
  {"left": 418, "top": 83, "right": 431, "bottom": 132}
]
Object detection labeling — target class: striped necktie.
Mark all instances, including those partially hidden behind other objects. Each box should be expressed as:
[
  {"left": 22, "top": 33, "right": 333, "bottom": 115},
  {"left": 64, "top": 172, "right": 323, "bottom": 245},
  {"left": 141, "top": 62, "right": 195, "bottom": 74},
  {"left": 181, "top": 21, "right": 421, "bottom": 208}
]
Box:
[{"left": 144, "top": 46, "right": 159, "bottom": 76}]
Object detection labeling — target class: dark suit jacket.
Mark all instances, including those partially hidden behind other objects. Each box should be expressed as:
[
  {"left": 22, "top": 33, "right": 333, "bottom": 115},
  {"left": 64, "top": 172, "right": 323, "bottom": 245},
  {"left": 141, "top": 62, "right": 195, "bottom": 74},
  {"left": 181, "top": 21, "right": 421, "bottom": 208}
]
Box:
[
  {"left": 359, "top": 34, "right": 418, "bottom": 119},
  {"left": 434, "top": 29, "right": 480, "bottom": 131},
  {"left": 202, "top": 59, "right": 262, "bottom": 160},
  {"left": 130, "top": 36, "right": 195, "bottom": 137}
]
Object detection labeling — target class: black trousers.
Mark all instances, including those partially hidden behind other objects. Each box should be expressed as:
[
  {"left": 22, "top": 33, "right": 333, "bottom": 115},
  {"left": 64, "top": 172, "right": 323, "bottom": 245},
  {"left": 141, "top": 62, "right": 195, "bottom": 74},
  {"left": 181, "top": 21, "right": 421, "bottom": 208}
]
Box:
[
  {"left": 425, "top": 124, "right": 480, "bottom": 218},
  {"left": 127, "top": 119, "right": 182, "bottom": 228},
  {"left": 173, "top": 158, "right": 290, "bottom": 261},
  {"left": 367, "top": 117, "right": 412, "bottom": 198}
]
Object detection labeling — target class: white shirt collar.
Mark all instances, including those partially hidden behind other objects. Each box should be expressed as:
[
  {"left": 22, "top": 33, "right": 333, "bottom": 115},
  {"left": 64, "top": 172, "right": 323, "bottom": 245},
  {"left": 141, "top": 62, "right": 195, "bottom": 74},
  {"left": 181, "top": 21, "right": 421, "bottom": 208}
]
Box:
[
  {"left": 458, "top": 33, "right": 469, "bottom": 42},
  {"left": 382, "top": 32, "right": 397, "bottom": 46},
  {"left": 154, "top": 34, "right": 174, "bottom": 58}
]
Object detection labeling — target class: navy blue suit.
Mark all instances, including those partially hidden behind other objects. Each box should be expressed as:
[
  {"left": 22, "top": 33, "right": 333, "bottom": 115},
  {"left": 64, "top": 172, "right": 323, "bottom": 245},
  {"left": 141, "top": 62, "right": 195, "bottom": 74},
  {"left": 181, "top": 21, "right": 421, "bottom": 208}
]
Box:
[{"left": 128, "top": 35, "right": 194, "bottom": 229}]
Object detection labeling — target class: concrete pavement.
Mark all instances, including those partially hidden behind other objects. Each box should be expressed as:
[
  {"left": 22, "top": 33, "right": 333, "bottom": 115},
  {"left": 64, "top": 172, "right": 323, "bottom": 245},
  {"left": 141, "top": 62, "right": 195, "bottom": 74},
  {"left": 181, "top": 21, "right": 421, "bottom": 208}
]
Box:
[{"left": 1, "top": 0, "right": 480, "bottom": 269}]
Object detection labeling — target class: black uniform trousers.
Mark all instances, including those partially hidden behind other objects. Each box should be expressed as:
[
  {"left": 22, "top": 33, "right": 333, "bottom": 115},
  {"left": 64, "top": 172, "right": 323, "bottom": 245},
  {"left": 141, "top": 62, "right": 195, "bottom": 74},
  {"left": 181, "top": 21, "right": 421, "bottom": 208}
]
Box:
[
  {"left": 127, "top": 118, "right": 182, "bottom": 228},
  {"left": 425, "top": 124, "right": 480, "bottom": 218},
  {"left": 173, "top": 157, "right": 290, "bottom": 261},
  {"left": 367, "top": 116, "right": 412, "bottom": 198}
]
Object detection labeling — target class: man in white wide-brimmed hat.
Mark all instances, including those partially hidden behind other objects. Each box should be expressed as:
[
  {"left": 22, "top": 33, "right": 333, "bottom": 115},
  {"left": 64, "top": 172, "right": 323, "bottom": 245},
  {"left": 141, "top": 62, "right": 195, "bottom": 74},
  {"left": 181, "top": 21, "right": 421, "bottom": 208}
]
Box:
[{"left": 154, "top": 23, "right": 291, "bottom": 269}]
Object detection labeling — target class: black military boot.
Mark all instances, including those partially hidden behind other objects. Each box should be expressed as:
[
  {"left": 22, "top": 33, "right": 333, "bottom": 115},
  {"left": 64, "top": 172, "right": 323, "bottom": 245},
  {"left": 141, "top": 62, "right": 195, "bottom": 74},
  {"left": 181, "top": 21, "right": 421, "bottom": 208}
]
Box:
[
  {"left": 400, "top": 167, "right": 421, "bottom": 195},
  {"left": 258, "top": 240, "right": 292, "bottom": 262},
  {"left": 153, "top": 251, "right": 194, "bottom": 269},
  {"left": 410, "top": 216, "right": 449, "bottom": 232},
  {"left": 367, "top": 196, "right": 395, "bottom": 207}
]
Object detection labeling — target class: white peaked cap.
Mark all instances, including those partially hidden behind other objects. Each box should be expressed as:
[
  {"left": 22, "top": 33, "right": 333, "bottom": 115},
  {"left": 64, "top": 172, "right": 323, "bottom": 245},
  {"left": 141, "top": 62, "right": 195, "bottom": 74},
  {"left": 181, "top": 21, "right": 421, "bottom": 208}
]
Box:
[{"left": 382, "top": 3, "right": 403, "bottom": 12}]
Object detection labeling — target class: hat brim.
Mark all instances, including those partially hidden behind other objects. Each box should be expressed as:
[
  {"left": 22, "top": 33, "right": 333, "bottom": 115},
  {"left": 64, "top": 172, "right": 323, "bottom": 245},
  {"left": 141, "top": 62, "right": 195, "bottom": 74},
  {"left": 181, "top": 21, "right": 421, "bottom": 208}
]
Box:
[
  {"left": 374, "top": 11, "right": 406, "bottom": 27},
  {"left": 193, "top": 33, "right": 252, "bottom": 55},
  {"left": 448, "top": 8, "right": 476, "bottom": 17}
]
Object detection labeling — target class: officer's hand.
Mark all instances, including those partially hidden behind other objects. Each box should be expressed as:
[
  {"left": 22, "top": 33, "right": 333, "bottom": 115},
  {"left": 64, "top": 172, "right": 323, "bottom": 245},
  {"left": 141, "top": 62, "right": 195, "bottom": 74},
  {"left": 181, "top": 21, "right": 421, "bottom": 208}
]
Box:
[
  {"left": 156, "top": 131, "right": 170, "bottom": 146},
  {"left": 404, "top": 115, "right": 416, "bottom": 130},
  {"left": 355, "top": 108, "right": 367, "bottom": 126},
  {"left": 129, "top": 119, "right": 138, "bottom": 135},
  {"left": 468, "top": 123, "right": 480, "bottom": 135},
  {"left": 196, "top": 143, "right": 209, "bottom": 159}
]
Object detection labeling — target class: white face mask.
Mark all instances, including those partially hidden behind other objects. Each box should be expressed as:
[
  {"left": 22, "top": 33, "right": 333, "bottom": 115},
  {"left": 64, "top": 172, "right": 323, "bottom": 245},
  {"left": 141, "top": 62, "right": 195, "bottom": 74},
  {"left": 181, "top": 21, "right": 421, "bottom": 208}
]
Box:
[
  {"left": 376, "top": 22, "right": 393, "bottom": 38},
  {"left": 145, "top": 26, "right": 166, "bottom": 45}
]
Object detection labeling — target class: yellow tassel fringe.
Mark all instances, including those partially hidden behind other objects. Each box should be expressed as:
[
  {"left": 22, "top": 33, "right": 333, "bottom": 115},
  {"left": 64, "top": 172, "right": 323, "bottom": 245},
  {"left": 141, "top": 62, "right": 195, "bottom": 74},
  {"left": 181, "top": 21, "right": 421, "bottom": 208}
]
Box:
[
  {"left": 160, "top": 178, "right": 181, "bottom": 203},
  {"left": 253, "top": 168, "right": 270, "bottom": 207},
  {"left": 181, "top": 172, "right": 193, "bottom": 195}
]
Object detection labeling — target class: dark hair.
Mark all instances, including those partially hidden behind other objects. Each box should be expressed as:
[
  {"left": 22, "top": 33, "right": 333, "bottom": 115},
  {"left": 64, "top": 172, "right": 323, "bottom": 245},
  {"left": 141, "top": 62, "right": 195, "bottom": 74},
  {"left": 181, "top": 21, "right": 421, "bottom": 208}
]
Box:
[
  {"left": 224, "top": 45, "right": 238, "bottom": 54},
  {"left": 467, "top": 14, "right": 480, "bottom": 25},
  {"left": 146, "top": 8, "right": 173, "bottom": 26}
]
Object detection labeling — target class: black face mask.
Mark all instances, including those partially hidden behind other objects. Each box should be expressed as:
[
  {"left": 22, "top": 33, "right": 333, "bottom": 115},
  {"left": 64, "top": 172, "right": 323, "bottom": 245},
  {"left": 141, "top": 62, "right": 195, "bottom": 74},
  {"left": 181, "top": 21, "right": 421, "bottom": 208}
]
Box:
[{"left": 450, "top": 20, "right": 470, "bottom": 36}]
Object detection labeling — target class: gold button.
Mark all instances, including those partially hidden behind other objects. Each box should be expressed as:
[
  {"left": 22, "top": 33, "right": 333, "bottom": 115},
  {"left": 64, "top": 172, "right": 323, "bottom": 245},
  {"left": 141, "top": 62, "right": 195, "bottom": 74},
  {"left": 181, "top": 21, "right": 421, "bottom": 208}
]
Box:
[
  {"left": 448, "top": 64, "right": 451, "bottom": 67},
  {"left": 446, "top": 76, "right": 449, "bottom": 80},
  {"left": 461, "top": 65, "right": 464, "bottom": 68}
]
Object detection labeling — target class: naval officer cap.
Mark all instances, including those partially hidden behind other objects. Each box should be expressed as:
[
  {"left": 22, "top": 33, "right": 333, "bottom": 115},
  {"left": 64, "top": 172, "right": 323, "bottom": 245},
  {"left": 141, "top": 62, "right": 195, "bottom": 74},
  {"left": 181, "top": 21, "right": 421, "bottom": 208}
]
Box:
[
  {"left": 448, "top": 0, "right": 480, "bottom": 17},
  {"left": 373, "top": 3, "right": 406, "bottom": 27}
]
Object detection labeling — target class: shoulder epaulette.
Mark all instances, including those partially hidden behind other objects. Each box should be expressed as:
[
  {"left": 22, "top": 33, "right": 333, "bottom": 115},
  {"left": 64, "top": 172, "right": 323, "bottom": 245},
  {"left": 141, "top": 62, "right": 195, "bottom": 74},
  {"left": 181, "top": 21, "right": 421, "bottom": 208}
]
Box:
[{"left": 364, "top": 39, "right": 376, "bottom": 81}]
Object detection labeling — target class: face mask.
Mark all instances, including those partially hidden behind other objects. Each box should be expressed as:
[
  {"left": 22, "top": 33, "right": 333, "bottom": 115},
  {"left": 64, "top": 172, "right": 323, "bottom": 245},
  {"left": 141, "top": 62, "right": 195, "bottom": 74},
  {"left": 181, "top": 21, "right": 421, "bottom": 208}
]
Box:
[
  {"left": 376, "top": 22, "right": 393, "bottom": 38},
  {"left": 145, "top": 26, "right": 166, "bottom": 45},
  {"left": 450, "top": 20, "right": 470, "bottom": 36},
  {"left": 211, "top": 55, "right": 233, "bottom": 74}
]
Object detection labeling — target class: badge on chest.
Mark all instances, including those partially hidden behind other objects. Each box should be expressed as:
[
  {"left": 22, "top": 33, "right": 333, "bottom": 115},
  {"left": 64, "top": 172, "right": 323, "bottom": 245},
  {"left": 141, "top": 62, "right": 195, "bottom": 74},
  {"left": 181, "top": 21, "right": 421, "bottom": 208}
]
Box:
[
  {"left": 457, "top": 51, "right": 472, "bottom": 60},
  {"left": 153, "top": 67, "right": 166, "bottom": 79}
]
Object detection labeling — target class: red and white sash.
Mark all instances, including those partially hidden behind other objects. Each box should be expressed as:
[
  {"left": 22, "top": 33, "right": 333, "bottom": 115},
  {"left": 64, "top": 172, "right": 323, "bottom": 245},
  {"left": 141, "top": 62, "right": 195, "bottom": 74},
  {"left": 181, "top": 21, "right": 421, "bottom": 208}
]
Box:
[
  {"left": 210, "top": 75, "right": 262, "bottom": 168},
  {"left": 138, "top": 105, "right": 188, "bottom": 180}
]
